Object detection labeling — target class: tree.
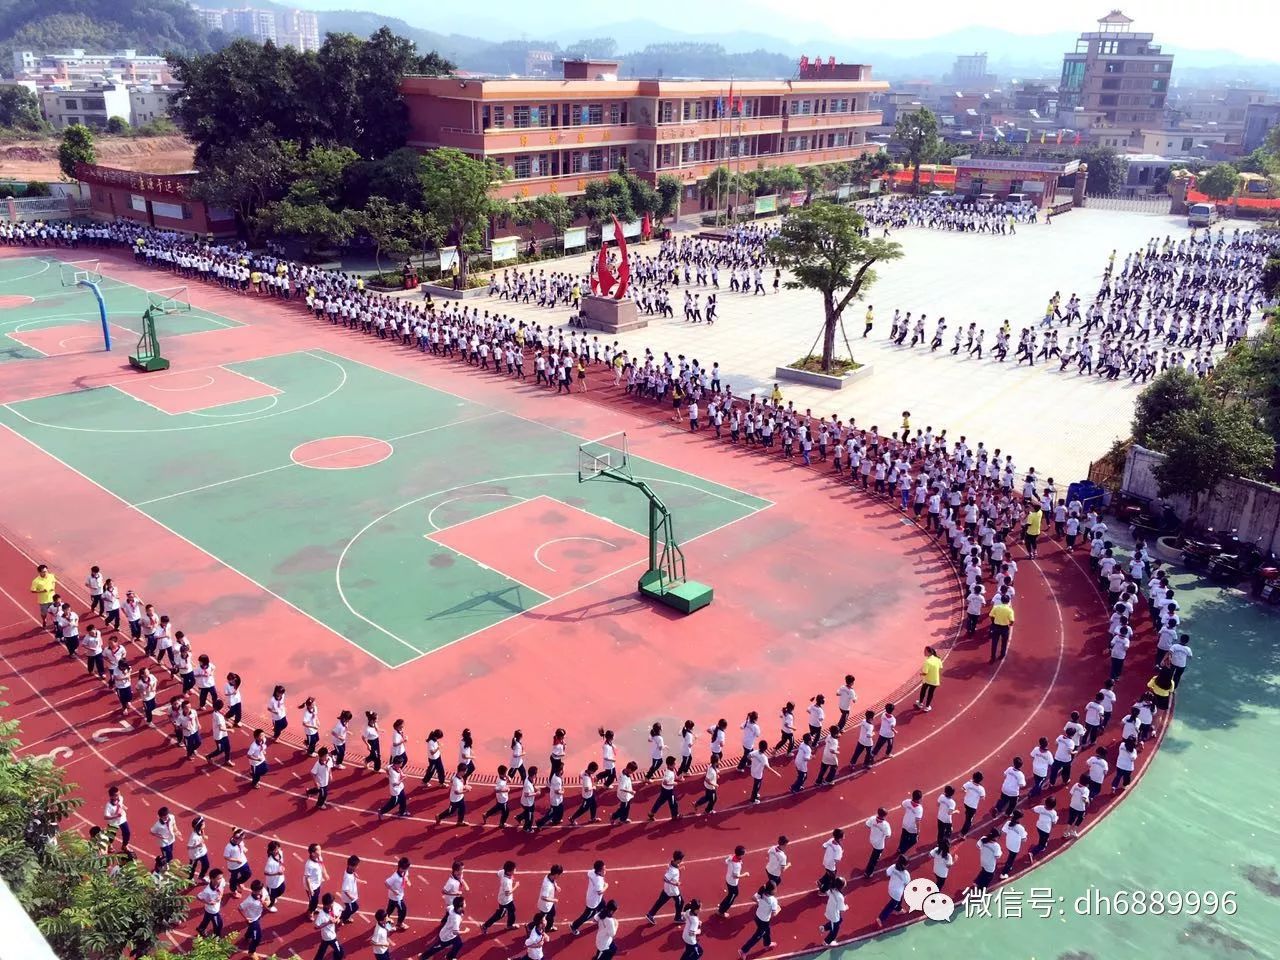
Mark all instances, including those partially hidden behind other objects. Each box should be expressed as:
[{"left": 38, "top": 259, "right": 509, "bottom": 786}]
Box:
[
  {"left": 1080, "top": 146, "right": 1124, "bottom": 194},
  {"left": 1148, "top": 402, "right": 1274, "bottom": 515},
  {"left": 57, "top": 124, "right": 96, "bottom": 180},
  {"left": 255, "top": 200, "right": 356, "bottom": 253},
  {"left": 0, "top": 85, "right": 46, "bottom": 131},
  {"left": 24, "top": 180, "right": 51, "bottom": 197},
  {"left": 799, "top": 165, "right": 824, "bottom": 204},
  {"left": 189, "top": 137, "right": 298, "bottom": 236},
  {"left": 146, "top": 935, "right": 282, "bottom": 960},
  {"left": 417, "top": 147, "right": 509, "bottom": 278},
  {"left": 356, "top": 196, "right": 413, "bottom": 272},
  {"left": 893, "top": 107, "right": 939, "bottom": 194},
  {"left": 512, "top": 194, "right": 574, "bottom": 235},
  {"left": 700, "top": 165, "right": 733, "bottom": 210},
  {"left": 578, "top": 161, "right": 660, "bottom": 225},
  {"left": 655, "top": 173, "right": 683, "bottom": 222},
  {"left": 1196, "top": 162, "right": 1240, "bottom": 202},
  {"left": 1212, "top": 320, "right": 1280, "bottom": 465},
  {"left": 564, "top": 37, "right": 617, "bottom": 60},
  {"left": 766, "top": 202, "right": 903, "bottom": 372},
  {"left": 106, "top": 115, "right": 131, "bottom": 135},
  {"left": 1132, "top": 368, "right": 1207, "bottom": 446},
  {"left": 1262, "top": 259, "right": 1280, "bottom": 301}
]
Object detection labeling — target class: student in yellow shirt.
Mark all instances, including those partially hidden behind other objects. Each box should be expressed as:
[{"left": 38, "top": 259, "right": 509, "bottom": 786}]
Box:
[
  {"left": 30, "top": 563, "right": 57, "bottom": 627},
  {"left": 916, "top": 646, "right": 943, "bottom": 713},
  {"left": 1023, "top": 504, "right": 1044, "bottom": 558},
  {"left": 770, "top": 383, "right": 783, "bottom": 404},
  {"left": 989, "top": 598, "right": 1015, "bottom": 662},
  {"left": 863, "top": 305, "right": 874, "bottom": 338}
]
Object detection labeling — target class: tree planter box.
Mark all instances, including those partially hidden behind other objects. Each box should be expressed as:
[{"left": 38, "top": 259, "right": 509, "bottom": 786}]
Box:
[
  {"left": 423, "top": 282, "right": 489, "bottom": 300},
  {"left": 775, "top": 363, "right": 873, "bottom": 390}
]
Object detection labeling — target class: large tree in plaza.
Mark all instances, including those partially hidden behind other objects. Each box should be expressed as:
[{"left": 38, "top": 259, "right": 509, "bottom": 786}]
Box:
[
  {"left": 766, "top": 202, "right": 902, "bottom": 373},
  {"left": 418, "top": 147, "right": 510, "bottom": 279},
  {"left": 893, "top": 107, "right": 939, "bottom": 195}
]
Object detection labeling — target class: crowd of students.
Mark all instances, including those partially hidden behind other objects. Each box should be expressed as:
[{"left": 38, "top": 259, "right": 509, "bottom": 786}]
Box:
[
  {"left": 859, "top": 195, "right": 1039, "bottom": 234},
  {"left": 11, "top": 216, "right": 1196, "bottom": 960},
  {"left": 874, "top": 227, "right": 1271, "bottom": 383}
]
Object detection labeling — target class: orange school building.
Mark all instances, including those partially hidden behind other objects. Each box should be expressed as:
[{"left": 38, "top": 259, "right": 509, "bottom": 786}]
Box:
[{"left": 401, "top": 58, "right": 887, "bottom": 216}]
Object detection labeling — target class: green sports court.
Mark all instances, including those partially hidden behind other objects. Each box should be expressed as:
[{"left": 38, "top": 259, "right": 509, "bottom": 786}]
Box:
[
  {"left": 0, "top": 254, "right": 240, "bottom": 361},
  {"left": 0, "top": 349, "right": 768, "bottom": 665}
]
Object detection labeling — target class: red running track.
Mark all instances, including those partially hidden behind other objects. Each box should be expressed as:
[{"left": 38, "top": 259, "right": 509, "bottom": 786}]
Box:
[{"left": 0, "top": 245, "right": 1168, "bottom": 960}]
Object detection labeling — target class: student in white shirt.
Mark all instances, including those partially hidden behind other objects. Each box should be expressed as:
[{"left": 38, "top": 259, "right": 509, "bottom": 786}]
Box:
[
  {"left": 716, "top": 845, "right": 748, "bottom": 917},
  {"left": 370, "top": 909, "right": 395, "bottom": 959},
  {"left": 185, "top": 815, "right": 209, "bottom": 882},
  {"left": 299, "top": 696, "right": 319, "bottom": 755},
  {"left": 266, "top": 685, "right": 288, "bottom": 740},
  {"left": 331, "top": 710, "right": 353, "bottom": 767},
  {"left": 205, "top": 699, "right": 232, "bottom": 766},
  {"left": 870, "top": 703, "right": 897, "bottom": 761},
  {"left": 764, "top": 836, "right": 789, "bottom": 887},
  {"left": 570, "top": 762, "right": 602, "bottom": 824},
  {"left": 608, "top": 761, "right": 636, "bottom": 824},
  {"left": 929, "top": 838, "right": 956, "bottom": 891},
  {"left": 790, "top": 732, "right": 814, "bottom": 793},
  {"left": 223, "top": 829, "right": 250, "bottom": 895},
  {"left": 594, "top": 900, "right": 620, "bottom": 960},
  {"left": 646, "top": 756, "right": 679, "bottom": 821},
  {"left": 520, "top": 913, "right": 549, "bottom": 960},
  {"left": 238, "top": 879, "right": 266, "bottom": 956},
  {"left": 876, "top": 855, "right": 911, "bottom": 926},
  {"left": 422, "top": 728, "right": 446, "bottom": 786},
  {"left": 1066, "top": 773, "right": 1091, "bottom": 837},
  {"left": 384, "top": 857, "right": 411, "bottom": 930},
  {"left": 263, "top": 841, "right": 286, "bottom": 912},
  {"left": 691, "top": 762, "right": 718, "bottom": 815},
  {"left": 994, "top": 757, "right": 1026, "bottom": 817},
  {"left": 972, "top": 828, "right": 1002, "bottom": 891},
  {"left": 313, "top": 892, "right": 342, "bottom": 960},
  {"left": 821, "top": 875, "right": 848, "bottom": 944},
  {"left": 195, "top": 869, "right": 227, "bottom": 937},
  {"left": 531, "top": 865, "right": 563, "bottom": 931},
  {"left": 481, "top": 860, "right": 519, "bottom": 932},
  {"left": 149, "top": 806, "right": 179, "bottom": 868},
  {"left": 1030, "top": 796, "right": 1058, "bottom": 856},
  {"left": 435, "top": 764, "right": 472, "bottom": 826},
  {"left": 739, "top": 882, "right": 780, "bottom": 956},
  {"left": 836, "top": 675, "right": 858, "bottom": 729},
  {"left": 747, "top": 739, "right": 781, "bottom": 803},
  {"left": 896, "top": 789, "right": 924, "bottom": 855},
  {"left": 1111, "top": 736, "right": 1141, "bottom": 792},
  {"left": 377, "top": 755, "right": 408, "bottom": 819},
  {"left": 862, "top": 811, "right": 892, "bottom": 878},
  {"left": 1000, "top": 810, "right": 1028, "bottom": 876},
  {"left": 247, "top": 729, "right": 269, "bottom": 788},
  {"left": 569, "top": 860, "right": 608, "bottom": 933},
  {"left": 1029, "top": 737, "right": 1053, "bottom": 796},
  {"left": 104, "top": 785, "right": 130, "bottom": 852},
  {"left": 645, "top": 851, "right": 685, "bottom": 924}
]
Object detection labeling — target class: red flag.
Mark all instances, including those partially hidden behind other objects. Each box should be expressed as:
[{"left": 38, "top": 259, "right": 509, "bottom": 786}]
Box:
[
  {"left": 1073, "top": 131, "right": 1081, "bottom": 146},
  {"left": 1056, "top": 130, "right": 1063, "bottom": 144},
  {"left": 728, "top": 81, "right": 734, "bottom": 116},
  {"left": 978, "top": 128, "right": 984, "bottom": 142}
]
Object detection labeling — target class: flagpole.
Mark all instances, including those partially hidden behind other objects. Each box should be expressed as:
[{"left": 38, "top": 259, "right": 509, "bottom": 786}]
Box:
[
  {"left": 731, "top": 79, "right": 742, "bottom": 227},
  {"left": 715, "top": 88, "right": 726, "bottom": 225}
]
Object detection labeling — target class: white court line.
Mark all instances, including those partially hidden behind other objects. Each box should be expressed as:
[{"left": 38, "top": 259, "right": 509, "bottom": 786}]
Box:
[
  {"left": 147, "top": 374, "right": 216, "bottom": 392},
  {"left": 0, "top": 423, "right": 398, "bottom": 670},
  {"left": 312, "top": 349, "right": 774, "bottom": 509},
  {"left": 532, "top": 536, "right": 616, "bottom": 571},
  {"left": 5, "top": 351, "right": 349, "bottom": 434},
  {"left": 424, "top": 491, "right": 546, "bottom": 535},
  {"left": 423, "top": 492, "right": 527, "bottom": 531},
  {"left": 131, "top": 413, "right": 499, "bottom": 508},
  {"left": 0, "top": 258, "right": 53, "bottom": 284}
]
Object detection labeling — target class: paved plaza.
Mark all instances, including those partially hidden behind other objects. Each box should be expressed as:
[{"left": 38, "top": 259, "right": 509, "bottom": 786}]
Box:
[{"left": 463, "top": 207, "right": 1207, "bottom": 484}]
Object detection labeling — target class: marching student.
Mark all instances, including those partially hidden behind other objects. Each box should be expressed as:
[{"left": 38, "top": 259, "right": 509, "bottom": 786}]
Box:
[
  {"left": 195, "top": 868, "right": 228, "bottom": 937},
  {"left": 1000, "top": 810, "right": 1027, "bottom": 877},
  {"left": 194, "top": 654, "right": 217, "bottom": 709},
  {"left": 817, "top": 724, "right": 841, "bottom": 785},
  {"left": 531, "top": 864, "right": 563, "bottom": 931},
  {"left": 205, "top": 698, "right": 232, "bottom": 766},
  {"left": 307, "top": 747, "right": 332, "bottom": 808},
  {"left": 239, "top": 879, "right": 267, "bottom": 959},
  {"left": 717, "top": 845, "right": 748, "bottom": 916},
  {"left": 186, "top": 815, "right": 210, "bottom": 882},
  {"left": 876, "top": 855, "right": 911, "bottom": 927},
  {"left": 535, "top": 767, "right": 566, "bottom": 829},
  {"left": 1086, "top": 746, "right": 1109, "bottom": 799},
  {"left": 103, "top": 785, "right": 130, "bottom": 853},
  {"left": 774, "top": 704, "right": 796, "bottom": 754},
  {"left": 247, "top": 729, "right": 269, "bottom": 788},
  {"left": 790, "top": 732, "right": 813, "bottom": 793},
  {"left": 765, "top": 836, "right": 790, "bottom": 888},
  {"left": 263, "top": 841, "right": 287, "bottom": 911},
  {"left": 266, "top": 685, "right": 288, "bottom": 740},
  {"left": 836, "top": 675, "right": 858, "bottom": 729},
  {"left": 644, "top": 722, "right": 666, "bottom": 780},
  {"left": 517, "top": 765, "right": 542, "bottom": 831},
  {"left": 645, "top": 850, "right": 685, "bottom": 924},
  {"left": 569, "top": 860, "right": 608, "bottom": 934},
  {"left": 337, "top": 860, "right": 363, "bottom": 926},
  {"left": 481, "top": 764, "right": 511, "bottom": 827},
  {"left": 438, "top": 861, "right": 469, "bottom": 927},
  {"left": 371, "top": 909, "right": 395, "bottom": 960},
  {"left": 862, "top": 811, "right": 891, "bottom": 878},
  {"left": 806, "top": 695, "right": 826, "bottom": 743},
  {"left": 897, "top": 789, "right": 924, "bottom": 855},
  {"left": 817, "top": 827, "right": 844, "bottom": 892},
  {"left": 300, "top": 696, "right": 320, "bottom": 755},
  {"left": 436, "top": 763, "right": 472, "bottom": 825},
  {"left": 135, "top": 664, "right": 159, "bottom": 726},
  {"left": 389, "top": 718, "right": 408, "bottom": 768},
  {"left": 384, "top": 857, "right": 411, "bottom": 932},
  {"left": 691, "top": 758, "right": 718, "bottom": 815},
  {"left": 870, "top": 702, "right": 898, "bottom": 761},
  {"left": 519, "top": 913, "right": 548, "bottom": 960},
  {"left": 678, "top": 719, "right": 697, "bottom": 776},
  {"left": 929, "top": 838, "right": 956, "bottom": 891},
  {"left": 423, "top": 729, "right": 446, "bottom": 786},
  {"left": 1065, "top": 773, "right": 1092, "bottom": 838},
  {"left": 821, "top": 875, "right": 848, "bottom": 944},
  {"left": 85, "top": 565, "right": 105, "bottom": 617},
  {"left": 149, "top": 805, "right": 179, "bottom": 869},
  {"left": 850, "top": 711, "right": 876, "bottom": 769},
  {"left": 549, "top": 728, "right": 567, "bottom": 776},
  {"left": 224, "top": 828, "right": 251, "bottom": 896},
  {"left": 994, "top": 756, "right": 1026, "bottom": 817},
  {"left": 970, "top": 828, "right": 1002, "bottom": 892},
  {"left": 736, "top": 712, "right": 762, "bottom": 771},
  {"left": 746, "top": 738, "right": 782, "bottom": 802},
  {"left": 377, "top": 755, "right": 408, "bottom": 819},
  {"left": 595, "top": 729, "right": 616, "bottom": 788},
  {"left": 359, "top": 712, "right": 383, "bottom": 772},
  {"left": 738, "top": 882, "right": 780, "bottom": 958},
  {"left": 508, "top": 730, "right": 528, "bottom": 784},
  {"left": 481, "top": 860, "right": 519, "bottom": 933},
  {"left": 304, "top": 844, "right": 330, "bottom": 911},
  {"left": 313, "top": 892, "right": 344, "bottom": 960},
  {"left": 331, "top": 710, "right": 353, "bottom": 767},
  {"left": 936, "top": 784, "right": 957, "bottom": 843},
  {"left": 707, "top": 718, "right": 727, "bottom": 768},
  {"left": 593, "top": 900, "right": 619, "bottom": 960},
  {"left": 1112, "top": 736, "right": 1141, "bottom": 792},
  {"left": 1030, "top": 796, "right": 1058, "bottom": 857},
  {"left": 569, "top": 762, "right": 601, "bottom": 824},
  {"left": 679, "top": 899, "right": 703, "bottom": 960},
  {"left": 222, "top": 671, "right": 243, "bottom": 727},
  {"left": 647, "top": 756, "right": 680, "bottom": 821}
]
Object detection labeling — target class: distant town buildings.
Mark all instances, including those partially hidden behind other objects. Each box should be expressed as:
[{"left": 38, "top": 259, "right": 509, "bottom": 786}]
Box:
[
  {"left": 10, "top": 49, "right": 174, "bottom": 86},
  {"left": 948, "top": 53, "right": 994, "bottom": 88},
  {"left": 194, "top": 7, "right": 321, "bottom": 52},
  {"left": 32, "top": 81, "right": 182, "bottom": 130},
  {"left": 1242, "top": 102, "right": 1280, "bottom": 153}
]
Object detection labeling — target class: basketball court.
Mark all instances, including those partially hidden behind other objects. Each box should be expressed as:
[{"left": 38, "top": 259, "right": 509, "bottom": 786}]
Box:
[{"left": 0, "top": 255, "right": 239, "bottom": 361}]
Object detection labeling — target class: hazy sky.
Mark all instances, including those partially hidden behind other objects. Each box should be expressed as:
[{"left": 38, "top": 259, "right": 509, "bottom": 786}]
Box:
[{"left": 296, "top": 0, "right": 1280, "bottom": 59}]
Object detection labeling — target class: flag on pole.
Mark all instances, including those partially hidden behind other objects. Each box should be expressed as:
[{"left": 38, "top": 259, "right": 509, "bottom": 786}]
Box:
[
  {"left": 1056, "top": 130, "right": 1063, "bottom": 144},
  {"left": 717, "top": 94, "right": 725, "bottom": 117},
  {"left": 1073, "top": 131, "right": 1082, "bottom": 146},
  {"left": 1040, "top": 131, "right": 1046, "bottom": 144},
  {"left": 978, "top": 128, "right": 985, "bottom": 142},
  {"left": 728, "top": 81, "right": 735, "bottom": 116}
]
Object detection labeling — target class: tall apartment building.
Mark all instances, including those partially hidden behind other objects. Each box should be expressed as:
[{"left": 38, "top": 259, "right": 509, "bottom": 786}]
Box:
[
  {"left": 224, "top": 8, "right": 277, "bottom": 44},
  {"left": 11, "top": 48, "right": 174, "bottom": 85},
  {"left": 401, "top": 58, "right": 886, "bottom": 215},
  {"left": 1057, "top": 10, "right": 1173, "bottom": 137},
  {"left": 949, "top": 53, "right": 994, "bottom": 87},
  {"left": 276, "top": 8, "right": 322, "bottom": 53}
]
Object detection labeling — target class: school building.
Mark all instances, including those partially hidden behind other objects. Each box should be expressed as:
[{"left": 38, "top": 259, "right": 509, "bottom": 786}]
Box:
[
  {"left": 76, "top": 163, "right": 236, "bottom": 236},
  {"left": 401, "top": 57, "right": 887, "bottom": 215}
]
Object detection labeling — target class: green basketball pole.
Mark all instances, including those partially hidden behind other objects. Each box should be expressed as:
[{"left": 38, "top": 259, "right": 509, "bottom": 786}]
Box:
[{"left": 129, "top": 305, "right": 170, "bottom": 372}]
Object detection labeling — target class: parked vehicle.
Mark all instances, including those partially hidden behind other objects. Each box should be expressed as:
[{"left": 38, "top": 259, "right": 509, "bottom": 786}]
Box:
[
  {"left": 1180, "top": 527, "right": 1238, "bottom": 571},
  {"left": 1207, "top": 541, "right": 1263, "bottom": 584},
  {"left": 1187, "top": 202, "right": 1218, "bottom": 227}
]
